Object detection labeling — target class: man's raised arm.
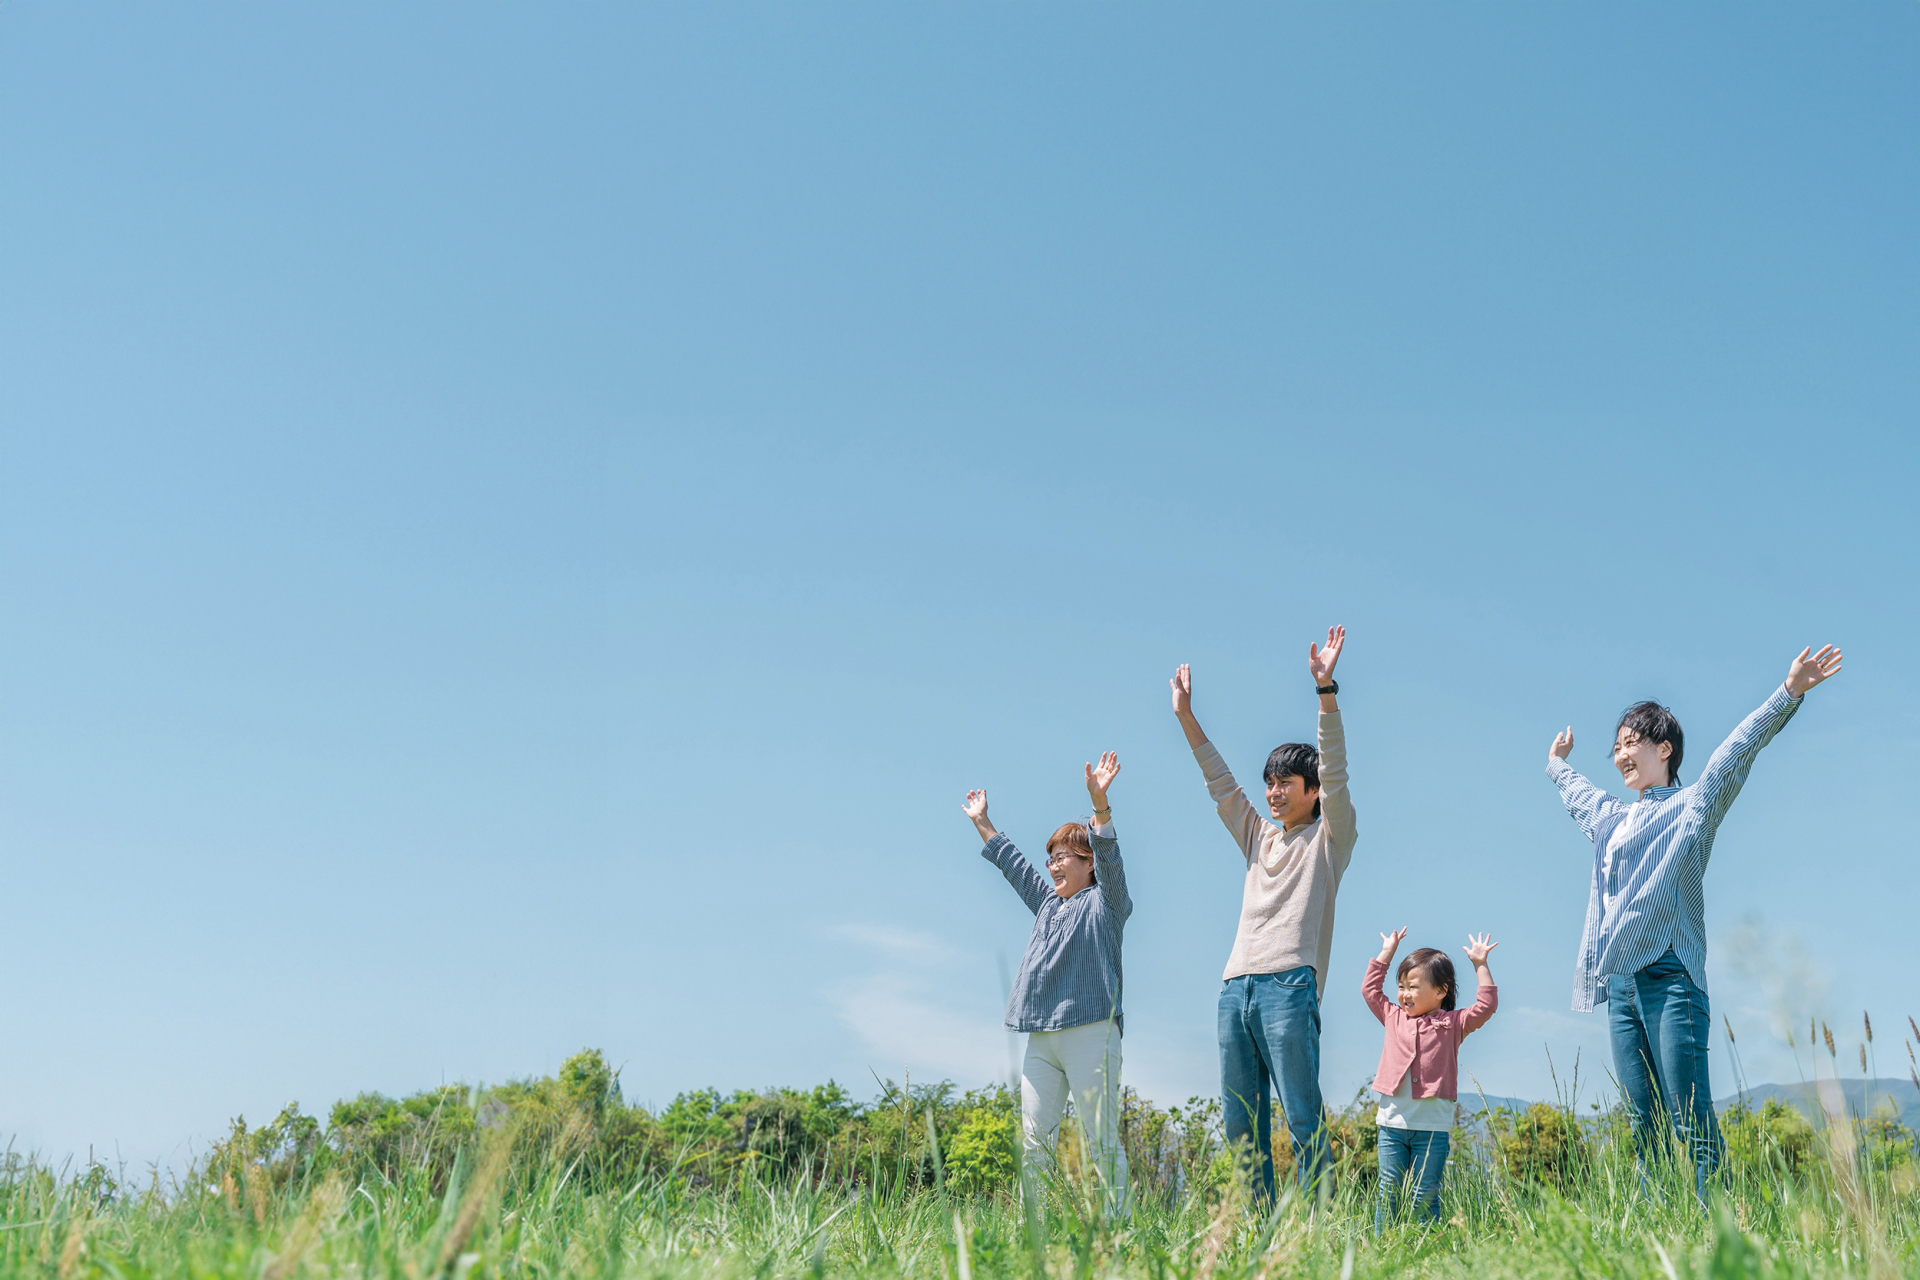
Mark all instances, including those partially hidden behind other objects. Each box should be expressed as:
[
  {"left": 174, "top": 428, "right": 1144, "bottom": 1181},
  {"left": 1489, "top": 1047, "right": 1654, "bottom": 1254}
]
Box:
[
  {"left": 1310, "top": 626, "right": 1356, "bottom": 858},
  {"left": 1171, "top": 664, "right": 1262, "bottom": 860}
]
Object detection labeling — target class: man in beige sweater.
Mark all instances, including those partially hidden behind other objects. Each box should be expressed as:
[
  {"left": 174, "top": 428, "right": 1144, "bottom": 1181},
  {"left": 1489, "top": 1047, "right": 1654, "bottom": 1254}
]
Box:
[{"left": 1170, "top": 626, "right": 1353, "bottom": 1201}]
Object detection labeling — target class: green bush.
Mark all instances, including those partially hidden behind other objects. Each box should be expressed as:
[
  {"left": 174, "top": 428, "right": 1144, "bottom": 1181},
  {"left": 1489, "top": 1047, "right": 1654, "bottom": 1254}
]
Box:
[
  {"left": 1721, "top": 1098, "right": 1815, "bottom": 1178},
  {"left": 945, "top": 1108, "right": 1019, "bottom": 1194},
  {"left": 1497, "top": 1103, "right": 1586, "bottom": 1191}
]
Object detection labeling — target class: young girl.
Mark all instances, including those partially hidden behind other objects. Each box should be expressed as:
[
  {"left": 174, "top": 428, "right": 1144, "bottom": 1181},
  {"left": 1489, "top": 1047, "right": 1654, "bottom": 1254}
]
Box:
[
  {"left": 963, "top": 752, "right": 1131, "bottom": 1217},
  {"left": 1363, "top": 928, "right": 1499, "bottom": 1231}
]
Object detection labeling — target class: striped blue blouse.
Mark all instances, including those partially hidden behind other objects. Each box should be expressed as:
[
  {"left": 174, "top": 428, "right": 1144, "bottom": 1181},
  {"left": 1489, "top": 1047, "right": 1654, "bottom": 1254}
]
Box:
[
  {"left": 1549, "top": 683, "right": 1803, "bottom": 1012},
  {"left": 982, "top": 826, "right": 1131, "bottom": 1034}
]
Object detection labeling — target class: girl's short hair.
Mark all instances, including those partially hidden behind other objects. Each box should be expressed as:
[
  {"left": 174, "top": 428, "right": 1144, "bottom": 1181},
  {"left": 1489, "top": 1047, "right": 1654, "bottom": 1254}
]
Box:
[
  {"left": 1397, "top": 948, "right": 1456, "bottom": 1011},
  {"left": 1046, "top": 823, "right": 1096, "bottom": 883}
]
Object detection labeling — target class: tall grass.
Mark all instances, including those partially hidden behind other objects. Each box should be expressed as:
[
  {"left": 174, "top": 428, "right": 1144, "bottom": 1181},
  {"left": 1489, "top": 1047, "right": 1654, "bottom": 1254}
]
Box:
[{"left": 3, "top": 1050, "right": 1915, "bottom": 1280}]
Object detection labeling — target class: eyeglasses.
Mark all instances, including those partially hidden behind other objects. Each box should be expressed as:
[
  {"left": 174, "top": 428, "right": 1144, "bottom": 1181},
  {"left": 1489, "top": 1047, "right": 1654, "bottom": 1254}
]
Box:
[{"left": 1046, "top": 850, "right": 1092, "bottom": 868}]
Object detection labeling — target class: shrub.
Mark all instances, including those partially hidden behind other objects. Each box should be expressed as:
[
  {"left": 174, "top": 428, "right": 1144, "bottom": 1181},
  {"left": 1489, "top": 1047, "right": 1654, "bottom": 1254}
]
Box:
[
  {"left": 1121, "top": 1091, "right": 1224, "bottom": 1202},
  {"left": 945, "top": 1108, "right": 1019, "bottom": 1195},
  {"left": 1498, "top": 1103, "right": 1585, "bottom": 1191},
  {"left": 1722, "top": 1098, "right": 1815, "bottom": 1178}
]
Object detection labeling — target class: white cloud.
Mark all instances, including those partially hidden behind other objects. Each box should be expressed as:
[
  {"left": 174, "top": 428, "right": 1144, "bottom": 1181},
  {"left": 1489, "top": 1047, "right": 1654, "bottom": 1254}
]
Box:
[
  {"left": 831, "top": 971, "right": 1014, "bottom": 1087},
  {"left": 826, "top": 921, "right": 1013, "bottom": 1087},
  {"left": 826, "top": 923, "right": 956, "bottom": 963}
]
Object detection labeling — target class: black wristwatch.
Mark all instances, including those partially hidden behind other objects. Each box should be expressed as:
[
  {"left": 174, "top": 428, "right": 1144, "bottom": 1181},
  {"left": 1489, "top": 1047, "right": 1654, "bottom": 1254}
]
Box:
[{"left": 1316, "top": 679, "right": 1339, "bottom": 695}]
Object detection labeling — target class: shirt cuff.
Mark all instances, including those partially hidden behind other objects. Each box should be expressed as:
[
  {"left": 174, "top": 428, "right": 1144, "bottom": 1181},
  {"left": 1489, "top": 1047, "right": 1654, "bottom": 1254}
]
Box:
[{"left": 1089, "top": 819, "right": 1114, "bottom": 838}]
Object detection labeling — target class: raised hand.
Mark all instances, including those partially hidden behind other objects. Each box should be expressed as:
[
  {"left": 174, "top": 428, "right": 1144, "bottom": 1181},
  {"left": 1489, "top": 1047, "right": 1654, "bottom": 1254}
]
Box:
[
  {"left": 1464, "top": 932, "right": 1499, "bottom": 967},
  {"left": 1550, "top": 727, "right": 1574, "bottom": 761},
  {"left": 1308, "top": 626, "right": 1346, "bottom": 688},
  {"left": 1170, "top": 664, "right": 1193, "bottom": 717},
  {"left": 1085, "top": 751, "right": 1121, "bottom": 807},
  {"left": 1377, "top": 926, "right": 1408, "bottom": 962},
  {"left": 1785, "top": 644, "right": 1843, "bottom": 697},
  {"left": 962, "top": 789, "right": 995, "bottom": 840}
]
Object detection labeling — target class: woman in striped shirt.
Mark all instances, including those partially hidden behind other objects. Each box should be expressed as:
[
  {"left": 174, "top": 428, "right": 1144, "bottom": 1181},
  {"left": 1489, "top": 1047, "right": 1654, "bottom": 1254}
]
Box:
[{"left": 1545, "top": 644, "right": 1842, "bottom": 1203}]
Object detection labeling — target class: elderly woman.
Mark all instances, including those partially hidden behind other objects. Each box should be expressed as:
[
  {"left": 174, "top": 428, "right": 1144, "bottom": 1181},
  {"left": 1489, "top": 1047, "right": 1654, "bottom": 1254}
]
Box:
[{"left": 963, "top": 751, "right": 1131, "bottom": 1215}]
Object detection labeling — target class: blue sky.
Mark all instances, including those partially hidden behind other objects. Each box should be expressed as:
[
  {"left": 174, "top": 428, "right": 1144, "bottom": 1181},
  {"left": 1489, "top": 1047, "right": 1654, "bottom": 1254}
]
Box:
[{"left": 2, "top": 3, "right": 1915, "bottom": 1171}]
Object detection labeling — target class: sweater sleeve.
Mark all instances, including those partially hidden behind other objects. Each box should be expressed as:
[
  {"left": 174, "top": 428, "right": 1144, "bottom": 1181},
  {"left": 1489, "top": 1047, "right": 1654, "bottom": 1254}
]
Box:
[
  {"left": 1459, "top": 982, "right": 1498, "bottom": 1037},
  {"left": 1193, "top": 741, "right": 1264, "bottom": 865},
  {"left": 1318, "top": 709, "right": 1356, "bottom": 871},
  {"left": 981, "top": 833, "right": 1052, "bottom": 915},
  {"left": 1363, "top": 957, "right": 1394, "bottom": 1025}
]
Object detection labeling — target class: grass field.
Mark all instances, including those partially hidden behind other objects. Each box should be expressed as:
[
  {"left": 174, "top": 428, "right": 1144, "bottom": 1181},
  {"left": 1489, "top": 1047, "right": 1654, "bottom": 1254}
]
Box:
[{"left": 4, "top": 1049, "right": 1916, "bottom": 1280}]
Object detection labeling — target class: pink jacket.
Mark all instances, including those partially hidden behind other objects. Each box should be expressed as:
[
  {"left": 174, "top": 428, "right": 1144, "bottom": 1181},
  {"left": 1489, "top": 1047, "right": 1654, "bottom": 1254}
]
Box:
[{"left": 1363, "top": 957, "right": 1497, "bottom": 1101}]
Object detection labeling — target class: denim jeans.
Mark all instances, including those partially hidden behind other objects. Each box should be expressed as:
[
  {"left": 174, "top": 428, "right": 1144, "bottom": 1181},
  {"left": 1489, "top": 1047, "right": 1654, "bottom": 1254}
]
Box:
[
  {"left": 1374, "top": 1128, "right": 1449, "bottom": 1231},
  {"left": 1607, "top": 948, "right": 1722, "bottom": 1203},
  {"left": 1219, "top": 967, "right": 1327, "bottom": 1201}
]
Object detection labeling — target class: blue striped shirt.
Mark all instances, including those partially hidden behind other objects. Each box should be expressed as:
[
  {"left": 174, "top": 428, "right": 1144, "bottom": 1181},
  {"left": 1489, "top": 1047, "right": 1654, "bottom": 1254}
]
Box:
[
  {"left": 983, "top": 826, "right": 1131, "bottom": 1034},
  {"left": 1549, "top": 683, "right": 1803, "bottom": 1012}
]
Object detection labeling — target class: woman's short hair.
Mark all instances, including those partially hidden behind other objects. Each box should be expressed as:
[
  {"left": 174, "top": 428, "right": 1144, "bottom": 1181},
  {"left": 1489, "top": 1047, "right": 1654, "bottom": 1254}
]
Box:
[
  {"left": 1616, "top": 701, "right": 1685, "bottom": 784},
  {"left": 1046, "top": 822, "right": 1096, "bottom": 882},
  {"left": 1398, "top": 947, "right": 1456, "bottom": 1011}
]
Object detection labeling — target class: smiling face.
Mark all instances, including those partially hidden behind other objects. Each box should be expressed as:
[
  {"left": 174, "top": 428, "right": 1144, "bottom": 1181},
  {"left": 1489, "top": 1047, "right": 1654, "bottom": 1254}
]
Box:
[
  {"left": 1045, "top": 844, "right": 1095, "bottom": 899},
  {"left": 1613, "top": 726, "right": 1673, "bottom": 792},
  {"left": 1265, "top": 773, "right": 1321, "bottom": 828},
  {"left": 1397, "top": 967, "right": 1448, "bottom": 1017}
]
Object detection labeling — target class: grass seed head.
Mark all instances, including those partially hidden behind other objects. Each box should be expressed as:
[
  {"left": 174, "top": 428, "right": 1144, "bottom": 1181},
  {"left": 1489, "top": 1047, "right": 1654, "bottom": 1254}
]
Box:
[
  {"left": 1823, "top": 1023, "right": 1836, "bottom": 1057},
  {"left": 1864, "top": 1012, "right": 1873, "bottom": 1044}
]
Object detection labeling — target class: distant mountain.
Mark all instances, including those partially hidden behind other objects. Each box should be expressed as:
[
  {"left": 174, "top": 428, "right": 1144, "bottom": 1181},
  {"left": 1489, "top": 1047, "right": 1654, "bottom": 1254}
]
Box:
[{"left": 1715, "top": 1079, "right": 1920, "bottom": 1130}]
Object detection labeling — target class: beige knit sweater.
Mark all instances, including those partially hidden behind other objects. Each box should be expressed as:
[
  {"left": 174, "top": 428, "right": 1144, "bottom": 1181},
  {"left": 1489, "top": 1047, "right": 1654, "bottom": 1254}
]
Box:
[{"left": 1193, "top": 709, "right": 1356, "bottom": 992}]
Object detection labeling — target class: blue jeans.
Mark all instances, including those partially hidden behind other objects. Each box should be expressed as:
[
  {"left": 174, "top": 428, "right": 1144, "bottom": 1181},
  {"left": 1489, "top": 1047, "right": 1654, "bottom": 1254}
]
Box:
[
  {"left": 1607, "top": 949, "right": 1722, "bottom": 1203},
  {"left": 1219, "top": 968, "right": 1327, "bottom": 1201},
  {"left": 1375, "top": 1128, "right": 1448, "bottom": 1231}
]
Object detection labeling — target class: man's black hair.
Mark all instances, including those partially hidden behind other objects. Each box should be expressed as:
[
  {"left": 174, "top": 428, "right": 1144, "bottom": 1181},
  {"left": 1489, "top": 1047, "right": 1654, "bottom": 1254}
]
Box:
[
  {"left": 1616, "top": 700, "right": 1685, "bottom": 786},
  {"left": 1263, "top": 742, "right": 1322, "bottom": 820}
]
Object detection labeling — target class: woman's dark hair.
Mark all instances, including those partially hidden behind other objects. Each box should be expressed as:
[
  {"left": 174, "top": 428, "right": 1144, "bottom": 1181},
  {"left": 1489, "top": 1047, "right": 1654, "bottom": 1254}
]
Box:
[
  {"left": 1262, "top": 743, "right": 1322, "bottom": 819},
  {"left": 1398, "top": 948, "right": 1456, "bottom": 1011},
  {"left": 1616, "top": 700, "right": 1685, "bottom": 785}
]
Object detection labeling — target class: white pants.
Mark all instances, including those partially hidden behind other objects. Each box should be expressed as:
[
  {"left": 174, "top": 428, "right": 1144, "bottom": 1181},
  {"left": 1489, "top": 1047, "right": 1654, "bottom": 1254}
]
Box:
[{"left": 1021, "top": 1021, "right": 1130, "bottom": 1215}]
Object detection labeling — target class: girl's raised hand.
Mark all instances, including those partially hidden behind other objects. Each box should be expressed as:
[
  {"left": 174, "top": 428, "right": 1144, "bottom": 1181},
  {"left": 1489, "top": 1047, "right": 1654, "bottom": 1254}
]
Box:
[
  {"left": 1550, "top": 727, "right": 1574, "bottom": 761},
  {"left": 963, "top": 789, "right": 989, "bottom": 823},
  {"left": 1465, "top": 932, "right": 1499, "bottom": 965},
  {"left": 1377, "top": 926, "right": 1408, "bottom": 961}
]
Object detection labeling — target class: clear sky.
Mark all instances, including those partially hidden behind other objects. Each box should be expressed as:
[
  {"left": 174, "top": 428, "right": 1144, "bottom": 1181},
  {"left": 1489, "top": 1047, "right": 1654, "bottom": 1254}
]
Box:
[{"left": 2, "top": 3, "right": 1915, "bottom": 1172}]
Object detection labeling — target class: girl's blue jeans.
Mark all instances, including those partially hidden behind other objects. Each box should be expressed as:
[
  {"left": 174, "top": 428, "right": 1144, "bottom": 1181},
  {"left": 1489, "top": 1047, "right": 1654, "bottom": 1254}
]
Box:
[{"left": 1375, "top": 1128, "right": 1448, "bottom": 1231}]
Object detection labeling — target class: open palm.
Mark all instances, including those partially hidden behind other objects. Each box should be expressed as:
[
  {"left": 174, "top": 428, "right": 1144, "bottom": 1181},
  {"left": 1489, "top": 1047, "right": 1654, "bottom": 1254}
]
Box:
[
  {"left": 1086, "top": 751, "right": 1121, "bottom": 799},
  {"left": 1309, "top": 625, "right": 1346, "bottom": 686}
]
